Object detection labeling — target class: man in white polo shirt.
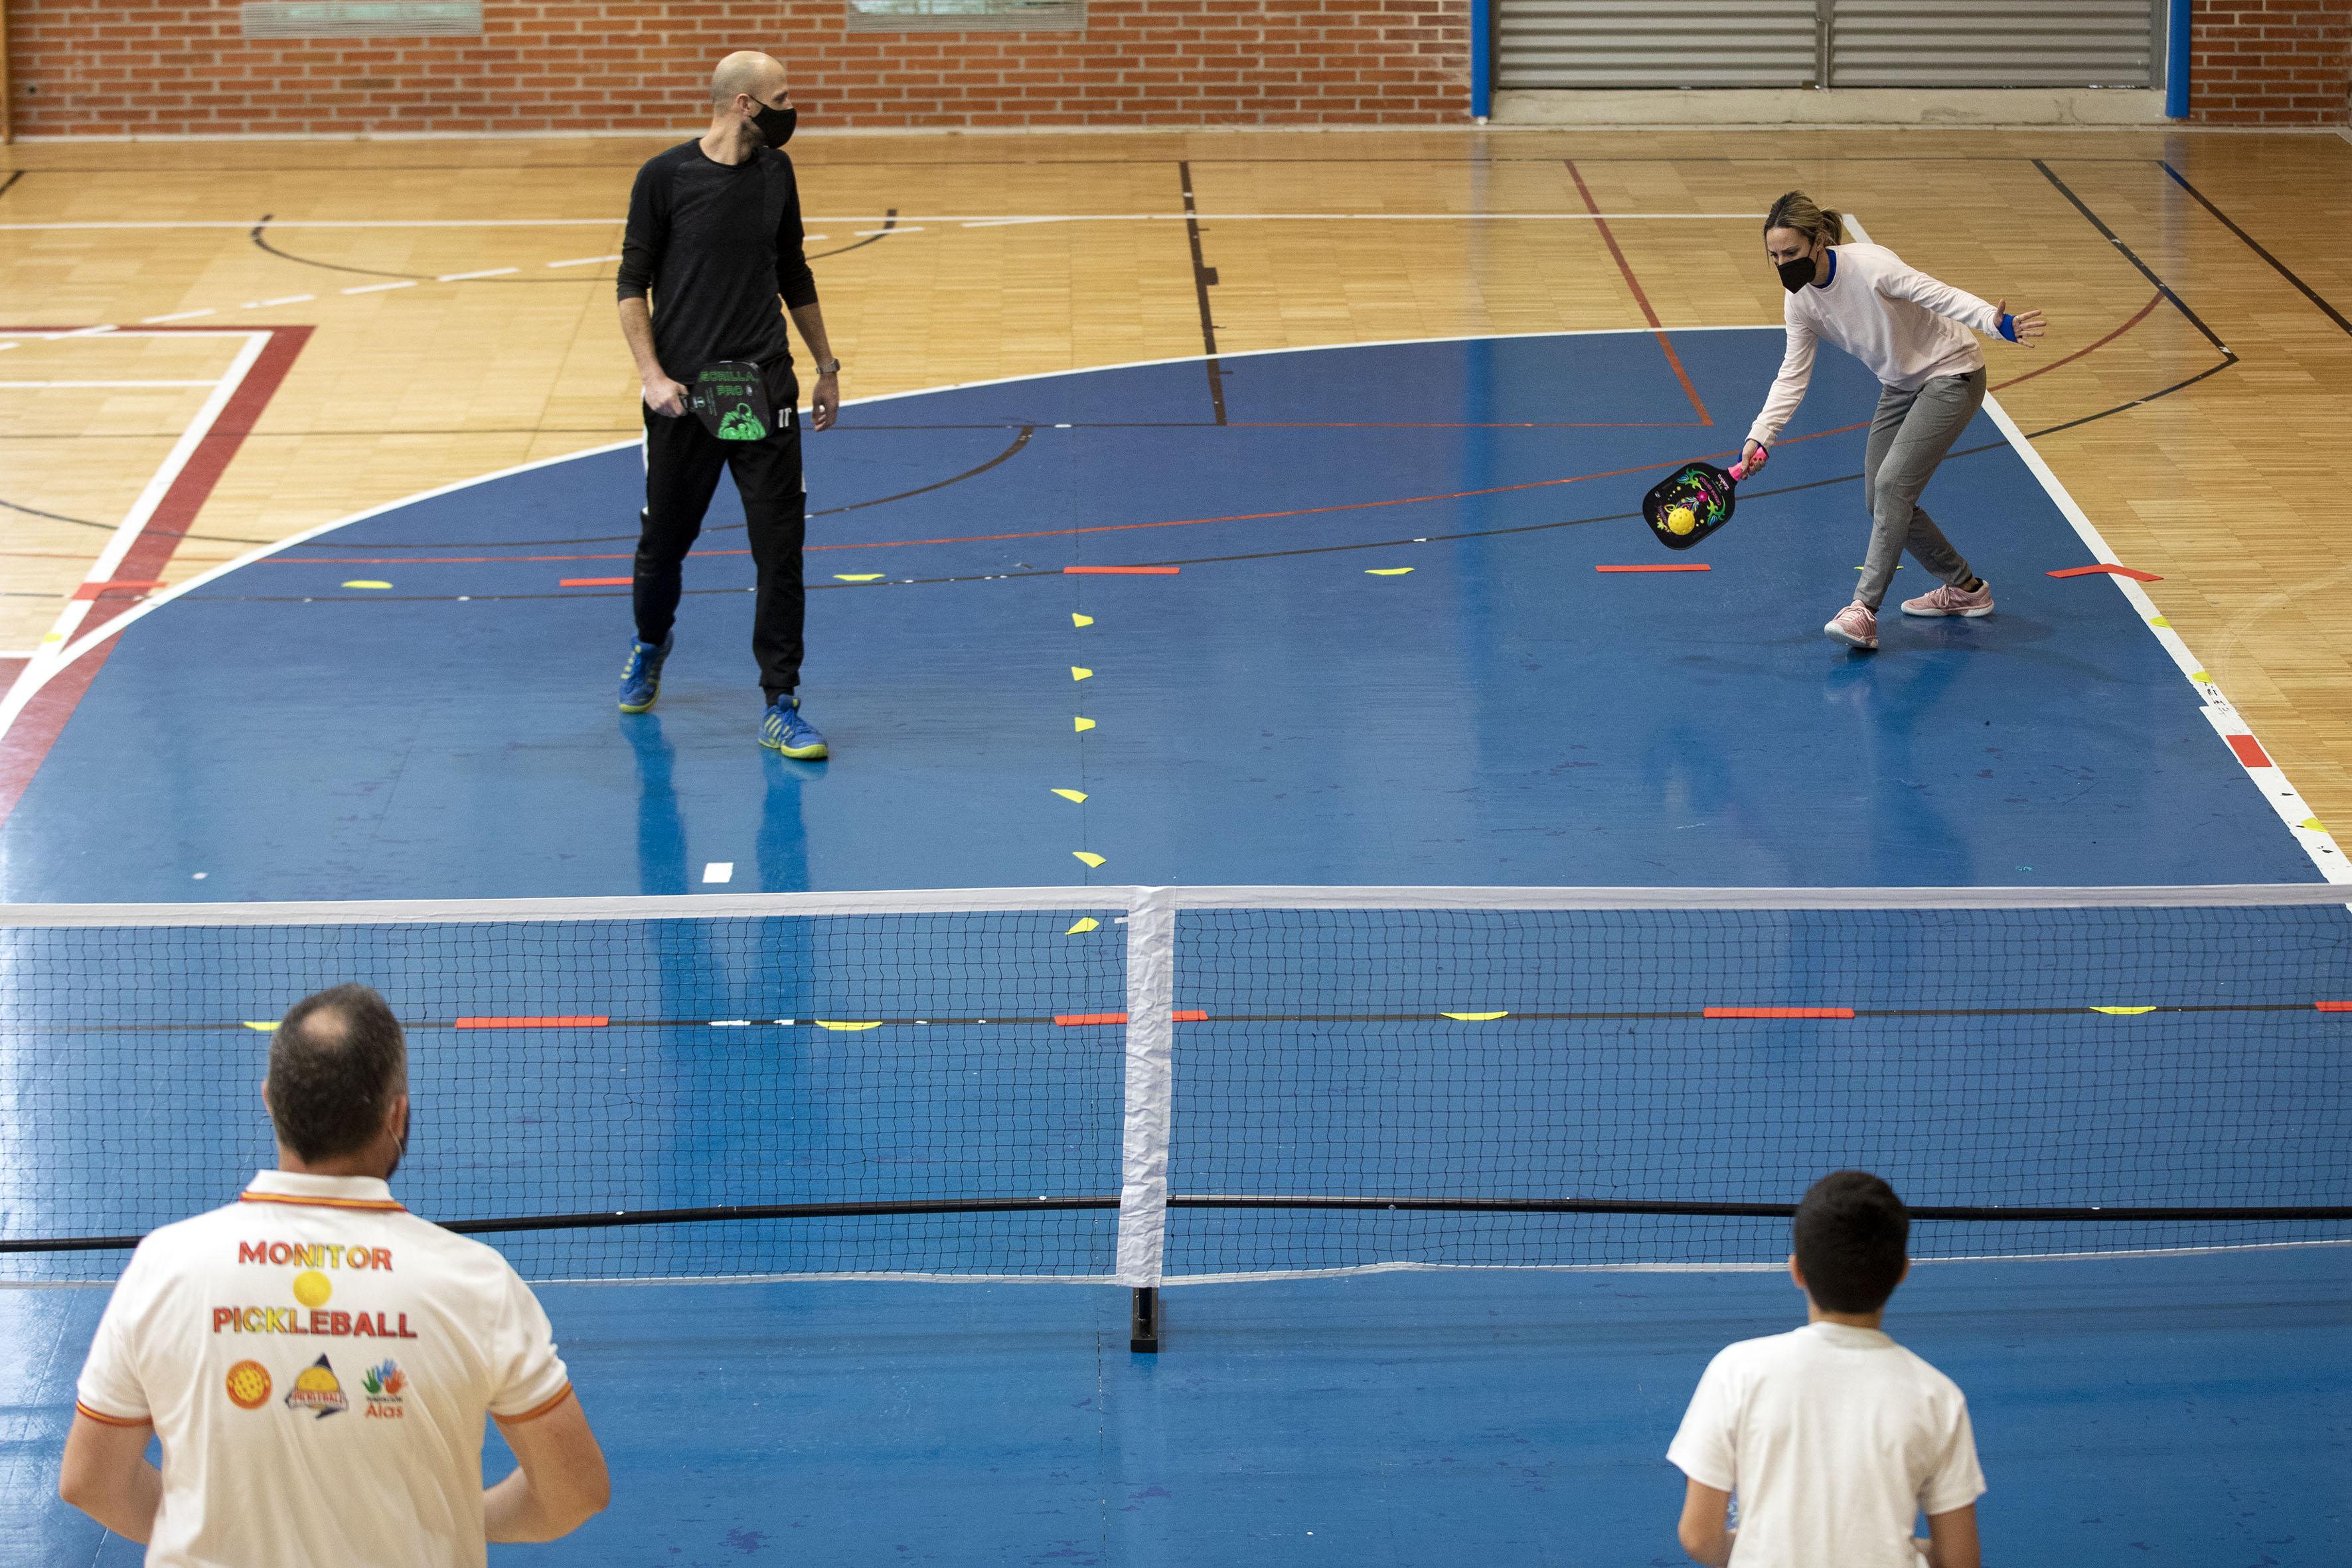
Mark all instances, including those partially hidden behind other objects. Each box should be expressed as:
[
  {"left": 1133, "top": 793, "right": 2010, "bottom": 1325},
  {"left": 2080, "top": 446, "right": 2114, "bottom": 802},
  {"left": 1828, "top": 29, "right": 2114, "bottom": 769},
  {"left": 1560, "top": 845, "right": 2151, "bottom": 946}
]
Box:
[{"left": 59, "top": 983, "right": 610, "bottom": 1565}]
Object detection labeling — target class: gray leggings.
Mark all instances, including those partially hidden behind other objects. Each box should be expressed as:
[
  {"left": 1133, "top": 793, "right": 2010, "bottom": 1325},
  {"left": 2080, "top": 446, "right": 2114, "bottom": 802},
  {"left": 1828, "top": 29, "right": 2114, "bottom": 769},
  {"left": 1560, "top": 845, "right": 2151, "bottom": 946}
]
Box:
[{"left": 1855, "top": 366, "right": 1984, "bottom": 611}]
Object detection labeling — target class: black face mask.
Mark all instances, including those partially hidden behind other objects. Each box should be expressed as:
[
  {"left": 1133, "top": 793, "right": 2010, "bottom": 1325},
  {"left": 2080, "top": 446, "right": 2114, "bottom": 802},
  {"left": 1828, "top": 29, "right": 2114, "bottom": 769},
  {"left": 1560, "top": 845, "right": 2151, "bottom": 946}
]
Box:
[
  {"left": 752, "top": 102, "right": 797, "bottom": 149},
  {"left": 1776, "top": 254, "right": 1819, "bottom": 293}
]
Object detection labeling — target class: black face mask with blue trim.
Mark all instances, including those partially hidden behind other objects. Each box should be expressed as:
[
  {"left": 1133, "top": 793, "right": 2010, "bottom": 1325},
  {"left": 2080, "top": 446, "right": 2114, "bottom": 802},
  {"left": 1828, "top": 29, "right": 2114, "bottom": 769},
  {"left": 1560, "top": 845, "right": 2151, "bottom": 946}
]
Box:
[{"left": 1776, "top": 255, "right": 1819, "bottom": 293}]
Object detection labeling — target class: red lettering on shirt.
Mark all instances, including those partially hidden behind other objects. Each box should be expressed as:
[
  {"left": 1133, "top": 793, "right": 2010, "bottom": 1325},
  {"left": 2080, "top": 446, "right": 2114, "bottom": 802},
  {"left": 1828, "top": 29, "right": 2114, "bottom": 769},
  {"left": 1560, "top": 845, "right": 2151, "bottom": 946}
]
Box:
[
  {"left": 396, "top": 1313, "right": 418, "bottom": 1340},
  {"left": 364, "top": 1404, "right": 404, "bottom": 1419},
  {"left": 238, "top": 1242, "right": 268, "bottom": 1265},
  {"left": 370, "top": 1249, "right": 393, "bottom": 1272},
  {"left": 212, "top": 1308, "right": 236, "bottom": 1332},
  {"left": 309, "top": 1309, "right": 330, "bottom": 1335},
  {"left": 268, "top": 1242, "right": 291, "bottom": 1265},
  {"left": 351, "top": 1311, "right": 376, "bottom": 1337}
]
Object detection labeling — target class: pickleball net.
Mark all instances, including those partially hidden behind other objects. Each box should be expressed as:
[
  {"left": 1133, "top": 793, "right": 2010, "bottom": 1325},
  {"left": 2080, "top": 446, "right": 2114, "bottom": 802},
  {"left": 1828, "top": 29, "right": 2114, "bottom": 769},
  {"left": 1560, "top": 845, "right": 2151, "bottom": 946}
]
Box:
[{"left": 4, "top": 884, "right": 2348, "bottom": 1287}]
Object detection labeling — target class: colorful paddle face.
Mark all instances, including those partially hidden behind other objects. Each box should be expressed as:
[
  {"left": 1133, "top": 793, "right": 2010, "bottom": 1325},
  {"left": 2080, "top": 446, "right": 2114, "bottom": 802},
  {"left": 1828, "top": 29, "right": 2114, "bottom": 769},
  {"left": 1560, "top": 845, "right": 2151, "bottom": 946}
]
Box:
[
  {"left": 1641, "top": 449, "right": 1763, "bottom": 552},
  {"left": 688, "top": 361, "right": 772, "bottom": 442}
]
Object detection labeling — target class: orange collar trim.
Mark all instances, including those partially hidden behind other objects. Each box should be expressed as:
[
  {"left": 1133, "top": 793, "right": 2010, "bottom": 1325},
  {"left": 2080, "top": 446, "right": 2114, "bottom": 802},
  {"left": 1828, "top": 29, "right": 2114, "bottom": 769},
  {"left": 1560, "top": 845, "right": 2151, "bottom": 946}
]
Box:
[{"left": 239, "top": 1190, "right": 406, "bottom": 1213}]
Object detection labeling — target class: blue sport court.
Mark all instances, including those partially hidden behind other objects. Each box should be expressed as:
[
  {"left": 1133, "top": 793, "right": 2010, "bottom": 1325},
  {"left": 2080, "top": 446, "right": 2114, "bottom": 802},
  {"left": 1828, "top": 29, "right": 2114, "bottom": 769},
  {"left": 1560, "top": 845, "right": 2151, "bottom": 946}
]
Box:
[{"left": 3, "top": 330, "right": 2345, "bottom": 1565}]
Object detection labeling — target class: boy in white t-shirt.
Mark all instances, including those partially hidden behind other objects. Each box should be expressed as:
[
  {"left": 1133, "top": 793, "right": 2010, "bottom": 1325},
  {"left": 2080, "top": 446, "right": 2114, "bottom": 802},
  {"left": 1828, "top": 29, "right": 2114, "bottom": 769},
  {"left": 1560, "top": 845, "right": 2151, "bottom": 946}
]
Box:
[{"left": 1667, "top": 1170, "right": 1985, "bottom": 1568}]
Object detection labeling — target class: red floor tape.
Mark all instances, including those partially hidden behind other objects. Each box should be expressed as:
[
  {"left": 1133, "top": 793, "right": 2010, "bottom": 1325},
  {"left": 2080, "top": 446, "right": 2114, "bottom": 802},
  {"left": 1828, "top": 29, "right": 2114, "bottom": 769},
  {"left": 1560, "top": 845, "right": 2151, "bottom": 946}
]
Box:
[
  {"left": 1064, "top": 566, "right": 1180, "bottom": 576},
  {"left": 2047, "top": 564, "right": 2163, "bottom": 582},
  {"left": 1703, "top": 1006, "right": 1855, "bottom": 1019}
]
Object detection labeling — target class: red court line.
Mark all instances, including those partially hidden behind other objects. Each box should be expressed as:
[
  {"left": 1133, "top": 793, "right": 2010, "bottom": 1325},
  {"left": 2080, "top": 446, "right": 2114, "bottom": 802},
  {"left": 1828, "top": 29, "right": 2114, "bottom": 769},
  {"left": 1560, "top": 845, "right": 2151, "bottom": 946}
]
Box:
[
  {"left": 70, "top": 580, "right": 169, "bottom": 600},
  {"left": 454, "top": 1015, "right": 611, "bottom": 1029},
  {"left": 2048, "top": 564, "right": 2163, "bottom": 582},
  {"left": 1703, "top": 1006, "right": 1855, "bottom": 1020},
  {"left": 0, "top": 325, "right": 313, "bottom": 834},
  {"left": 560, "top": 576, "right": 633, "bottom": 587},
  {"left": 1054, "top": 1010, "right": 1210, "bottom": 1026},
  {"left": 1563, "top": 159, "right": 1712, "bottom": 428},
  {"left": 2319, "top": 1001, "right": 2352, "bottom": 1012},
  {"left": 1597, "top": 564, "right": 1710, "bottom": 573},
  {"left": 1990, "top": 291, "right": 2164, "bottom": 392},
  {"left": 2225, "top": 734, "right": 2273, "bottom": 769},
  {"left": 1065, "top": 565, "right": 1179, "bottom": 576}
]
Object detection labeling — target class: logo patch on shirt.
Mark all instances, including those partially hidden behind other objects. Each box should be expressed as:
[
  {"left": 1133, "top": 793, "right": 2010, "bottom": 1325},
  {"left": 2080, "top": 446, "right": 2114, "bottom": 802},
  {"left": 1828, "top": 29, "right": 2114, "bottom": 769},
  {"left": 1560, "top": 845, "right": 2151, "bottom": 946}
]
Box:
[
  {"left": 284, "top": 1354, "right": 349, "bottom": 1419},
  {"left": 225, "top": 1360, "right": 272, "bottom": 1410},
  {"left": 360, "top": 1358, "right": 407, "bottom": 1420}
]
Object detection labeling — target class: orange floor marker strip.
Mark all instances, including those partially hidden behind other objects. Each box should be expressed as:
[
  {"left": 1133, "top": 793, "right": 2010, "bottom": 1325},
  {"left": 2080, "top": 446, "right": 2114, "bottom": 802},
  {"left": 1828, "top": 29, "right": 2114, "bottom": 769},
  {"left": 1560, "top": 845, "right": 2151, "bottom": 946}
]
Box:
[
  {"left": 454, "top": 1015, "right": 611, "bottom": 1028},
  {"left": 1703, "top": 1006, "right": 1854, "bottom": 1020},
  {"left": 1054, "top": 1009, "right": 1208, "bottom": 1026},
  {"left": 2047, "top": 564, "right": 2163, "bottom": 582},
  {"left": 2225, "top": 734, "right": 2273, "bottom": 768},
  {"left": 560, "top": 577, "right": 632, "bottom": 587},
  {"left": 2317, "top": 1000, "right": 2351, "bottom": 1012}
]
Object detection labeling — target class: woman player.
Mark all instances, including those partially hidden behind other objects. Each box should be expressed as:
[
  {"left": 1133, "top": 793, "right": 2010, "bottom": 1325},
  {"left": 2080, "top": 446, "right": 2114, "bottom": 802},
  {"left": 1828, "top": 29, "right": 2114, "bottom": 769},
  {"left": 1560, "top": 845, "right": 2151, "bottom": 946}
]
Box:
[{"left": 1741, "top": 193, "right": 2046, "bottom": 651}]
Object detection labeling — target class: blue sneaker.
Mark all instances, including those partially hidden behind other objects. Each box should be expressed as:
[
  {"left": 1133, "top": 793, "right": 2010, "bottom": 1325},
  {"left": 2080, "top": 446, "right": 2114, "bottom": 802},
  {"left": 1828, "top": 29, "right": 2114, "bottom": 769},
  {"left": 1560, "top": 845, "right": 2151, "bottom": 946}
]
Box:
[
  {"left": 761, "top": 695, "right": 828, "bottom": 759},
  {"left": 617, "top": 634, "right": 672, "bottom": 712}
]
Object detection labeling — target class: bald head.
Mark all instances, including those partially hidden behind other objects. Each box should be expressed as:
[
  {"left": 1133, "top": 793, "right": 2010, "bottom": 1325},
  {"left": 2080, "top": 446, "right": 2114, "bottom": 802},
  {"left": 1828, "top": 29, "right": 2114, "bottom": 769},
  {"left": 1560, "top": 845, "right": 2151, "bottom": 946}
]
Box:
[{"left": 711, "top": 51, "right": 787, "bottom": 110}]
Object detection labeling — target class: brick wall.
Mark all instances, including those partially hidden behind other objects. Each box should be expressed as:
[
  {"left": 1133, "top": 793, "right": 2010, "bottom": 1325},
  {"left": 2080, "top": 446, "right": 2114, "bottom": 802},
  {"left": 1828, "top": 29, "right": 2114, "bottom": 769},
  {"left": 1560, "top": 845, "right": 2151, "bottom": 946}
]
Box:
[
  {"left": 3, "top": 0, "right": 1473, "bottom": 136},
  {"left": 2190, "top": 0, "right": 2352, "bottom": 124}
]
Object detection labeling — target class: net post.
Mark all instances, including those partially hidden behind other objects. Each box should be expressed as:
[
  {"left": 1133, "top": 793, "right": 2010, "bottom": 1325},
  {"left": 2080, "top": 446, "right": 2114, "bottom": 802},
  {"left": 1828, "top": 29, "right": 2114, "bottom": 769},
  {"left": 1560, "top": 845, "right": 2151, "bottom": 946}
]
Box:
[
  {"left": 1129, "top": 1285, "right": 1160, "bottom": 1352},
  {"left": 1114, "top": 886, "right": 1173, "bottom": 1344}
]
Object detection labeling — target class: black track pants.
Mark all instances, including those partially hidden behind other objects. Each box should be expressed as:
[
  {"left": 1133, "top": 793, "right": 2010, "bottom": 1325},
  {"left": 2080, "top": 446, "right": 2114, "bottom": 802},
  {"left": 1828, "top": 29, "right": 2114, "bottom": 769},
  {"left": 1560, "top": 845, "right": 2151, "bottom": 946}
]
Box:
[{"left": 635, "top": 368, "right": 806, "bottom": 701}]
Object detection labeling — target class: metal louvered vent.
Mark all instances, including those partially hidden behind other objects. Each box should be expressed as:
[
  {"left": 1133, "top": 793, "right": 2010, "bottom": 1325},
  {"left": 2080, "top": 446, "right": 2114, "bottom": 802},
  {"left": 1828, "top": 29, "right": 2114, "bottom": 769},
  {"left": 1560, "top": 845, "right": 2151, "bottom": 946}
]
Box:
[
  {"left": 1831, "top": 1, "right": 2156, "bottom": 88},
  {"left": 239, "top": 0, "right": 481, "bottom": 37},
  {"left": 846, "top": 0, "right": 1085, "bottom": 31},
  {"left": 1496, "top": 0, "right": 2158, "bottom": 91},
  {"left": 1498, "top": 1, "right": 1820, "bottom": 89}
]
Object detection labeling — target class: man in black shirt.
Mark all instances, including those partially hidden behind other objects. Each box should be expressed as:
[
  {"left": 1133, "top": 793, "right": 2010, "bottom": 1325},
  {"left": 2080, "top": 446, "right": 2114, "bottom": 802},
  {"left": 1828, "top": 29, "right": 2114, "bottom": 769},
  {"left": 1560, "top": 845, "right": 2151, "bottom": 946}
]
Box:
[{"left": 615, "top": 50, "right": 839, "bottom": 759}]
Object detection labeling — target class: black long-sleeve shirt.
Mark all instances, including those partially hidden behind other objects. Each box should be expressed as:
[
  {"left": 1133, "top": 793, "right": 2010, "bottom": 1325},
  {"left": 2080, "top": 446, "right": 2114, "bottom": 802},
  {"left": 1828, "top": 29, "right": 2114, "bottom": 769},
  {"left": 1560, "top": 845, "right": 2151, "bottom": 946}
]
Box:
[{"left": 616, "top": 139, "right": 819, "bottom": 378}]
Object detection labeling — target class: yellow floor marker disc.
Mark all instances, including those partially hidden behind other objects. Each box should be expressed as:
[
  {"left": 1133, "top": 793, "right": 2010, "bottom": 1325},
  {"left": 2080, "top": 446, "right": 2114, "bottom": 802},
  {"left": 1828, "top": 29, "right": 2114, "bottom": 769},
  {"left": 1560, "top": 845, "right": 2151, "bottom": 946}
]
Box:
[
  {"left": 1072, "top": 613, "right": 1095, "bottom": 627},
  {"left": 1065, "top": 917, "right": 1100, "bottom": 935},
  {"left": 1366, "top": 568, "right": 1413, "bottom": 576},
  {"left": 1053, "top": 789, "right": 1088, "bottom": 803},
  {"left": 1074, "top": 717, "right": 1095, "bottom": 732},
  {"left": 2301, "top": 817, "right": 2325, "bottom": 830},
  {"left": 1071, "top": 666, "right": 1093, "bottom": 680},
  {"left": 242, "top": 1021, "right": 279, "bottom": 1031},
  {"left": 834, "top": 574, "right": 884, "bottom": 582},
  {"left": 2090, "top": 1006, "right": 2157, "bottom": 1015},
  {"left": 815, "top": 1020, "right": 884, "bottom": 1032},
  {"left": 1072, "top": 851, "right": 1106, "bottom": 868},
  {"left": 1441, "top": 1011, "right": 1508, "bottom": 1021},
  {"left": 342, "top": 580, "right": 392, "bottom": 589}
]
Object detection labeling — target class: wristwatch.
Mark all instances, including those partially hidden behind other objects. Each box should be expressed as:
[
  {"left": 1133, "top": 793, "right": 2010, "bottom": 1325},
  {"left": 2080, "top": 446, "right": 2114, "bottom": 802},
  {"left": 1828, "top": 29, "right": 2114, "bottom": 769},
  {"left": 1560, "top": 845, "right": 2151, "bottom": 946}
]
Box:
[{"left": 814, "top": 358, "right": 841, "bottom": 376}]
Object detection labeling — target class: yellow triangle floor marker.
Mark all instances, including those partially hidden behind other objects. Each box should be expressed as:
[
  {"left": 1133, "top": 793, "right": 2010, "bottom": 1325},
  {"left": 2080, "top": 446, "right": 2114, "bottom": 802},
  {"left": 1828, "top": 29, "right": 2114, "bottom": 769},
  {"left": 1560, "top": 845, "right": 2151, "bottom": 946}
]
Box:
[
  {"left": 1366, "top": 568, "right": 1413, "bottom": 576},
  {"left": 1073, "top": 851, "right": 1107, "bottom": 868},
  {"left": 1071, "top": 613, "right": 1095, "bottom": 627},
  {"left": 2090, "top": 1006, "right": 2156, "bottom": 1015},
  {"left": 1065, "top": 917, "right": 1100, "bottom": 935},
  {"left": 1053, "top": 789, "right": 1088, "bottom": 803},
  {"left": 2301, "top": 817, "right": 2325, "bottom": 831},
  {"left": 835, "top": 574, "right": 884, "bottom": 582},
  {"left": 1071, "top": 666, "right": 1093, "bottom": 680},
  {"left": 2148, "top": 616, "right": 2171, "bottom": 628},
  {"left": 342, "top": 580, "right": 392, "bottom": 589},
  {"left": 1074, "top": 717, "right": 1095, "bottom": 732},
  {"left": 2189, "top": 670, "right": 2211, "bottom": 683},
  {"left": 816, "top": 1020, "right": 884, "bottom": 1032},
  {"left": 1441, "top": 1011, "right": 1508, "bottom": 1021},
  {"left": 242, "top": 1021, "right": 279, "bottom": 1031}
]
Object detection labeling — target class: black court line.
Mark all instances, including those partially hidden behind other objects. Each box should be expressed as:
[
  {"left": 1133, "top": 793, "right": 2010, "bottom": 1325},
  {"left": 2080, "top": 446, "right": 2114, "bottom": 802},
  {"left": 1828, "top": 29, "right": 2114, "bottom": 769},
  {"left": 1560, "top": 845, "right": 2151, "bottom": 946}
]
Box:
[
  {"left": 0, "top": 171, "right": 25, "bottom": 200},
  {"left": 1178, "top": 161, "right": 1228, "bottom": 426},
  {"left": 291, "top": 424, "right": 1040, "bottom": 550},
  {"left": 1, "top": 493, "right": 279, "bottom": 545},
  {"left": 805, "top": 209, "right": 900, "bottom": 260},
  {"left": 248, "top": 216, "right": 599, "bottom": 283},
  {"left": 2033, "top": 160, "right": 2237, "bottom": 360},
  {"left": 2159, "top": 161, "right": 2352, "bottom": 338}
]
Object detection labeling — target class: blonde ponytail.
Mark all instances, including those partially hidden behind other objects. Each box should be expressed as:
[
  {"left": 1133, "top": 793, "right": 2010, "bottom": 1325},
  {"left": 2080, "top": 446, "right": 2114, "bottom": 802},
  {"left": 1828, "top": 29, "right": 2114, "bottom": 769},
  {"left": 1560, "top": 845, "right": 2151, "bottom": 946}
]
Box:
[{"left": 1764, "top": 191, "right": 1845, "bottom": 248}]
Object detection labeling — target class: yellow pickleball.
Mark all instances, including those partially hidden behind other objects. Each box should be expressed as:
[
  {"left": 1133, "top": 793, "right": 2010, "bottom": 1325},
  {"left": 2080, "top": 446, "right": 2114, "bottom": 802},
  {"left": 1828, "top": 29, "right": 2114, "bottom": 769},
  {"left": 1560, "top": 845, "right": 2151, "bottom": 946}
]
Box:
[
  {"left": 1666, "top": 506, "right": 1697, "bottom": 536},
  {"left": 291, "top": 1270, "right": 333, "bottom": 1308}
]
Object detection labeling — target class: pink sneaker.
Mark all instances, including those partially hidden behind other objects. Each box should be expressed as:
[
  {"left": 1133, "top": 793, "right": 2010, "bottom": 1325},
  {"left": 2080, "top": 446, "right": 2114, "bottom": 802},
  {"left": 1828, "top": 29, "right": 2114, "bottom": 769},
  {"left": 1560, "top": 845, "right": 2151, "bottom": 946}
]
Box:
[
  {"left": 1901, "top": 578, "right": 1996, "bottom": 617},
  {"left": 1824, "top": 601, "right": 1878, "bottom": 649}
]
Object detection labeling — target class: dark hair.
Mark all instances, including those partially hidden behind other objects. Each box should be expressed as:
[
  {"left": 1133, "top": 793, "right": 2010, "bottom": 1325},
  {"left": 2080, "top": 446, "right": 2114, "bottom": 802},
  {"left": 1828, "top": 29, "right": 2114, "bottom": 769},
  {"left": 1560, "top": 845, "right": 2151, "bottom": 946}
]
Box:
[
  {"left": 1792, "top": 1170, "right": 1910, "bottom": 1312},
  {"left": 1763, "top": 191, "right": 1846, "bottom": 250},
  {"left": 268, "top": 984, "right": 407, "bottom": 1162}
]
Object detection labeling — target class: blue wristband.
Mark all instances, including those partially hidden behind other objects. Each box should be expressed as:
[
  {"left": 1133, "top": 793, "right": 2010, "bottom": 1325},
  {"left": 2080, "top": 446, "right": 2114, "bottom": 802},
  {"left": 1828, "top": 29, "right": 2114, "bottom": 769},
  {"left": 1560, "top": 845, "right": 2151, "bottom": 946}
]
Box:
[{"left": 1998, "top": 313, "right": 2018, "bottom": 343}]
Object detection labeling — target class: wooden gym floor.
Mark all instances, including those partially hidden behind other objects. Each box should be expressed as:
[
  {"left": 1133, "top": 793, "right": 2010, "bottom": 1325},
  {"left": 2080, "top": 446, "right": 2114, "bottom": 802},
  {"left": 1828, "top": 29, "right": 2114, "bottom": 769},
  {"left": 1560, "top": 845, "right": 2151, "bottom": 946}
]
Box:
[{"left": 1, "top": 126, "right": 2348, "bottom": 849}]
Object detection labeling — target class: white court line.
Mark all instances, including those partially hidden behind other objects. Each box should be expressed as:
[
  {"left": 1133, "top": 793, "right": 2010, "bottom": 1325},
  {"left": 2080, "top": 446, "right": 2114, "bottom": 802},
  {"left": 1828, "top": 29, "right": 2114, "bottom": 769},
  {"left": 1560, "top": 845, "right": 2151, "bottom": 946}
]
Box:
[
  {"left": 139, "top": 309, "right": 214, "bottom": 323},
  {"left": 702, "top": 862, "right": 734, "bottom": 885},
  {"left": 0, "top": 380, "right": 223, "bottom": 388},
  {"left": 0, "top": 331, "right": 269, "bottom": 745},
  {"left": 341, "top": 281, "right": 417, "bottom": 295},
  {"left": 544, "top": 255, "right": 619, "bottom": 268},
  {"left": 0, "top": 211, "right": 1764, "bottom": 232},
  {"left": 437, "top": 267, "right": 518, "bottom": 281},
  {"left": 238, "top": 295, "right": 313, "bottom": 308}
]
